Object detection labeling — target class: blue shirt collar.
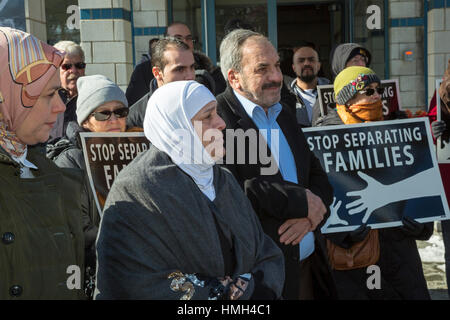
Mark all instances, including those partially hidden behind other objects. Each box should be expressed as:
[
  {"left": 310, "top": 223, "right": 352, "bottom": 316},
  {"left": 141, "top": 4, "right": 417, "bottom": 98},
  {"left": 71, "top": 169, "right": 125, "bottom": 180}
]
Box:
[{"left": 233, "top": 90, "right": 282, "bottom": 125}]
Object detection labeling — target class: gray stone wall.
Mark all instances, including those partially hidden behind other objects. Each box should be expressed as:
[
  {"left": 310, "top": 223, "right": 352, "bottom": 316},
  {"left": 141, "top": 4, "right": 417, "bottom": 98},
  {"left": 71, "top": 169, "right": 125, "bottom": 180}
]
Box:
[
  {"left": 389, "top": 0, "right": 425, "bottom": 111},
  {"left": 428, "top": 6, "right": 450, "bottom": 104},
  {"left": 132, "top": 0, "right": 167, "bottom": 64},
  {"left": 79, "top": 0, "right": 134, "bottom": 92},
  {"left": 25, "top": 0, "right": 47, "bottom": 42}
]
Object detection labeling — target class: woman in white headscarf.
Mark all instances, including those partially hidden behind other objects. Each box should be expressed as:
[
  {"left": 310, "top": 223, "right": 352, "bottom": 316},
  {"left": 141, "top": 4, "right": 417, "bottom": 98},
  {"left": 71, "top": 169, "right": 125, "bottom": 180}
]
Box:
[{"left": 94, "top": 81, "right": 284, "bottom": 300}]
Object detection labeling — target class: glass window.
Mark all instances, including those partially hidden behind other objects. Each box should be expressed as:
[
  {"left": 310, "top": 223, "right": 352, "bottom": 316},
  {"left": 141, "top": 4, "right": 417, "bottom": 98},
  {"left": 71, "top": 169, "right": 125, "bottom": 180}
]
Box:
[
  {"left": 215, "top": 0, "right": 267, "bottom": 60},
  {"left": 353, "top": 0, "right": 386, "bottom": 78},
  {"left": 277, "top": 1, "right": 345, "bottom": 80},
  {"left": 0, "top": 0, "right": 25, "bottom": 31},
  {"left": 172, "top": 0, "right": 202, "bottom": 51},
  {"left": 45, "top": 0, "right": 80, "bottom": 45}
]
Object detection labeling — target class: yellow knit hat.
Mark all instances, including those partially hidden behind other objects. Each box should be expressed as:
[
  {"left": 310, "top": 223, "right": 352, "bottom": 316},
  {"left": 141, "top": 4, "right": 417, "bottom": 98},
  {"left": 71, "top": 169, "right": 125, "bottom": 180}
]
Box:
[{"left": 334, "top": 66, "right": 380, "bottom": 105}]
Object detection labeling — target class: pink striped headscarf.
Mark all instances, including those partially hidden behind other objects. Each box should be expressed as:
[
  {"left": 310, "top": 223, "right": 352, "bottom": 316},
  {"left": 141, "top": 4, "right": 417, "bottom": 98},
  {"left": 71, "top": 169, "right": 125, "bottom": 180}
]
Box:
[{"left": 0, "top": 27, "right": 64, "bottom": 157}]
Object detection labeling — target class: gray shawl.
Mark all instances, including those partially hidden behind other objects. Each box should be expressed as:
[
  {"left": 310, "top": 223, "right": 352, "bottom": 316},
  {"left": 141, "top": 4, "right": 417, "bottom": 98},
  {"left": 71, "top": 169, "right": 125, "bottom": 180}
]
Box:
[{"left": 94, "top": 145, "right": 284, "bottom": 299}]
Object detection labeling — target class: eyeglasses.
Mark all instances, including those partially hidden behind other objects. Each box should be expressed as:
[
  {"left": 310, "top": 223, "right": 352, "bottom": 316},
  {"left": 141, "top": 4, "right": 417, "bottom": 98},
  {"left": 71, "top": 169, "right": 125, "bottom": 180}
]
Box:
[
  {"left": 174, "top": 35, "right": 196, "bottom": 43},
  {"left": 359, "top": 87, "right": 384, "bottom": 96},
  {"left": 90, "top": 108, "right": 129, "bottom": 121},
  {"left": 61, "top": 62, "right": 86, "bottom": 71}
]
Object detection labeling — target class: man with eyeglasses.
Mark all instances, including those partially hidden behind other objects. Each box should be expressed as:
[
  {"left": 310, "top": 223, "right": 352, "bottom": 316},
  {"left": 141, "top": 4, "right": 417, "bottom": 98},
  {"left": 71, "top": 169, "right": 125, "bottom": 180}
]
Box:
[
  {"left": 287, "top": 45, "right": 330, "bottom": 127},
  {"left": 166, "top": 22, "right": 227, "bottom": 96},
  {"left": 126, "top": 23, "right": 197, "bottom": 107},
  {"left": 166, "top": 22, "right": 195, "bottom": 51},
  {"left": 49, "top": 41, "right": 86, "bottom": 141}
]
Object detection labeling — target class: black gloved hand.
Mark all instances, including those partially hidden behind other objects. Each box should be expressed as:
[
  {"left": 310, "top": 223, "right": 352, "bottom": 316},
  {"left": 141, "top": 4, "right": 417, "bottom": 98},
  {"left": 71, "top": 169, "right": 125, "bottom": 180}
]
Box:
[
  {"left": 431, "top": 120, "right": 447, "bottom": 139},
  {"left": 400, "top": 216, "right": 425, "bottom": 238},
  {"left": 347, "top": 224, "right": 371, "bottom": 244}
]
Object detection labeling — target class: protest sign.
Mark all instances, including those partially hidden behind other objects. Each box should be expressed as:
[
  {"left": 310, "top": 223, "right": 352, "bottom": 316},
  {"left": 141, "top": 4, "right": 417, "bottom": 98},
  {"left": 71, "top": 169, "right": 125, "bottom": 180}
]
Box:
[
  {"left": 436, "top": 79, "right": 450, "bottom": 164},
  {"left": 317, "top": 79, "right": 402, "bottom": 119},
  {"left": 379, "top": 79, "right": 402, "bottom": 119},
  {"left": 317, "top": 84, "right": 335, "bottom": 117},
  {"left": 80, "top": 132, "right": 150, "bottom": 214},
  {"left": 302, "top": 118, "right": 450, "bottom": 233}
]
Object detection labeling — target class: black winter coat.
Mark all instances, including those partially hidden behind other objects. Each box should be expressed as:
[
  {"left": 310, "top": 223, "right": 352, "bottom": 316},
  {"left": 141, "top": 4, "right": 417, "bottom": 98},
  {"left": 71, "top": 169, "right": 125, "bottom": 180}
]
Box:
[
  {"left": 126, "top": 78, "right": 158, "bottom": 129},
  {"left": 49, "top": 122, "right": 100, "bottom": 278},
  {"left": 0, "top": 145, "right": 85, "bottom": 299},
  {"left": 126, "top": 60, "right": 154, "bottom": 107}
]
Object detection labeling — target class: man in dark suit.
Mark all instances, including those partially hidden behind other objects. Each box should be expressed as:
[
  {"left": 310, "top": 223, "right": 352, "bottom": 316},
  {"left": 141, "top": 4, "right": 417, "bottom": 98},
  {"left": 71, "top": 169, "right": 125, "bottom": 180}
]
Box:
[{"left": 216, "top": 29, "right": 336, "bottom": 300}]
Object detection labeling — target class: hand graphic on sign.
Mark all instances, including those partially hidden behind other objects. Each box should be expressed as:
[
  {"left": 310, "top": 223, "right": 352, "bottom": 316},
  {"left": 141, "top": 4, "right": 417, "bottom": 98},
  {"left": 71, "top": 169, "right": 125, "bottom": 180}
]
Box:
[
  {"left": 346, "top": 168, "right": 441, "bottom": 223},
  {"left": 346, "top": 172, "right": 389, "bottom": 223},
  {"left": 322, "top": 197, "right": 349, "bottom": 231}
]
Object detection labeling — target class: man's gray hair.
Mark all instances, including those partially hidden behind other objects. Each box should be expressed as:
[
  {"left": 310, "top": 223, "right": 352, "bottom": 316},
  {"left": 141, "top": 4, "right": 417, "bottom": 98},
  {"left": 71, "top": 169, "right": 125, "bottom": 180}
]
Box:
[
  {"left": 53, "top": 40, "right": 85, "bottom": 61},
  {"left": 219, "top": 29, "right": 266, "bottom": 81}
]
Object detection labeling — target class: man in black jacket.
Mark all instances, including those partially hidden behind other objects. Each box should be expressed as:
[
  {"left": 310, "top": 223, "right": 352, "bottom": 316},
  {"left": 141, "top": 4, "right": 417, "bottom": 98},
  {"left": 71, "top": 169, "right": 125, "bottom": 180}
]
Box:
[
  {"left": 216, "top": 29, "right": 336, "bottom": 300},
  {"left": 125, "top": 60, "right": 154, "bottom": 107},
  {"left": 166, "top": 22, "right": 227, "bottom": 95},
  {"left": 126, "top": 39, "right": 159, "bottom": 106},
  {"left": 285, "top": 45, "right": 331, "bottom": 127}
]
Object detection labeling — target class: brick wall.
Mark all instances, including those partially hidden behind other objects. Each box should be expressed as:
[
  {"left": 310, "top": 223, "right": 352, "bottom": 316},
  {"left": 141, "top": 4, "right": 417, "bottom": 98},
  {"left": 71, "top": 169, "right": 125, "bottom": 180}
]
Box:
[
  {"left": 25, "top": 0, "right": 47, "bottom": 42},
  {"left": 79, "top": 0, "right": 133, "bottom": 92},
  {"left": 428, "top": 5, "right": 450, "bottom": 103},
  {"left": 389, "top": 0, "right": 425, "bottom": 111},
  {"left": 132, "top": 0, "right": 167, "bottom": 64}
]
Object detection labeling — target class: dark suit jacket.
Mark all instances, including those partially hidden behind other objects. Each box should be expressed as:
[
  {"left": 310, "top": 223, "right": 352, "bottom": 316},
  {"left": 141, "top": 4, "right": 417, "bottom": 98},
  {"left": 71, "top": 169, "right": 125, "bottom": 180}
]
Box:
[
  {"left": 126, "top": 60, "right": 154, "bottom": 107},
  {"left": 216, "top": 86, "right": 337, "bottom": 300},
  {"left": 126, "top": 78, "right": 158, "bottom": 129}
]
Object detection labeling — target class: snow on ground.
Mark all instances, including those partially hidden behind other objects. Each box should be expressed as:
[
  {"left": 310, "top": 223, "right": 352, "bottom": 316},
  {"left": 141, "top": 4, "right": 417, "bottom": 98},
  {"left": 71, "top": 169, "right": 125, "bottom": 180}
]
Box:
[{"left": 418, "top": 234, "right": 446, "bottom": 263}]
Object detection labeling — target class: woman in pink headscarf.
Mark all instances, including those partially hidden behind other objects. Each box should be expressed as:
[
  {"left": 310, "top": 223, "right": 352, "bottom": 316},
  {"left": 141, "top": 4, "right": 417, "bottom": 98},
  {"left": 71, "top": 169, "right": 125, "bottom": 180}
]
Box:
[{"left": 0, "top": 27, "right": 85, "bottom": 299}]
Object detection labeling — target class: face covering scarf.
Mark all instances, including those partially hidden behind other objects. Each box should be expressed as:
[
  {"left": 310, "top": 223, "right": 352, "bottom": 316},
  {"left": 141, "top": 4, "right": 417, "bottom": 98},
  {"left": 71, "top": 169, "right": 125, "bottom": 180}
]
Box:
[{"left": 336, "top": 100, "right": 383, "bottom": 124}]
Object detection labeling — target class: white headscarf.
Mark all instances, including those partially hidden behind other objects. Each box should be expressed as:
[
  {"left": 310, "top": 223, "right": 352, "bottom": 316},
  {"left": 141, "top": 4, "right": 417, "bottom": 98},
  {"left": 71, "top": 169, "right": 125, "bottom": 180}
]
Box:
[{"left": 144, "top": 81, "right": 218, "bottom": 201}]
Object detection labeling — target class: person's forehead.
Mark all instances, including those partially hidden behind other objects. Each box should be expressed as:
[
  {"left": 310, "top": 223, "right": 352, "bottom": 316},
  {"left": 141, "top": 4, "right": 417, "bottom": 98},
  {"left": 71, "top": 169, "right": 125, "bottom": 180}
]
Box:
[
  {"left": 350, "top": 53, "right": 366, "bottom": 60},
  {"left": 44, "top": 69, "right": 62, "bottom": 90},
  {"left": 96, "top": 101, "right": 125, "bottom": 111},
  {"left": 241, "top": 38, "right": 278, "bottom": 63},
  {"left": 164, "top": 47, "right": 194, "bottom": 66},
  {"left": 366, "top": 82, "right": 379, "bottom": 88},
  {"left": 294, "top": 47, "right": 318, "bottom": 59},
  {"left": 63, "top": 54, "right": 83, "bottom": 63},
  {"left": 191, "top": 101, "right": 217, "bottom": 121},
  {"left": 167, "top": 24, "right": 191, "bottom": 36},
  {"left": 198, "top": 101, "right": 217, "bottom": 114}
]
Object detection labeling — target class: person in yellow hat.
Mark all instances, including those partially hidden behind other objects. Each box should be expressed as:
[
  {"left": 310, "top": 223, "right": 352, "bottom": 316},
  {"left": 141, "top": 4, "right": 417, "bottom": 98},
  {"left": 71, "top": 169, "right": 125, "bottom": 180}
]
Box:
[
  {"left": 322, "top": 66, "right": 433, "bottom": 300},
  {"left": 333, "top": 66, "right": 384, "bottom": 124}
]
